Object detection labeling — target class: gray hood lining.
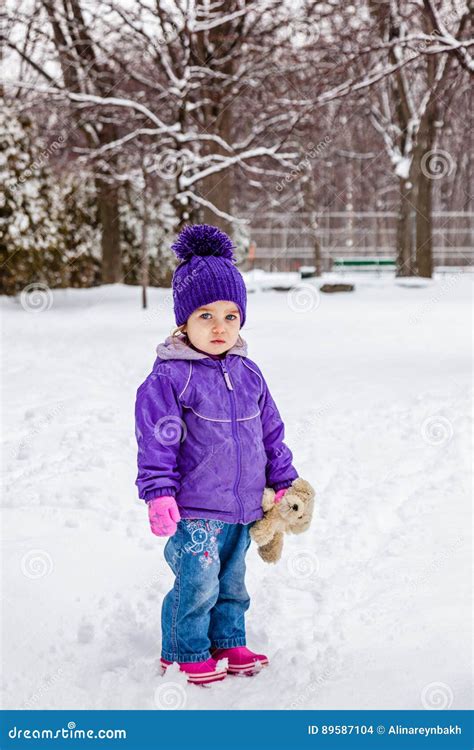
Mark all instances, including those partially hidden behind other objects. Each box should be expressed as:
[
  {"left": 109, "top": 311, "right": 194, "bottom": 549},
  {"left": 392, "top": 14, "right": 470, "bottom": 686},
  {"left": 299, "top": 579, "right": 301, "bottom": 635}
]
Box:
[{"left": 156, "top": 333, "right": 248, "bottom": 361}]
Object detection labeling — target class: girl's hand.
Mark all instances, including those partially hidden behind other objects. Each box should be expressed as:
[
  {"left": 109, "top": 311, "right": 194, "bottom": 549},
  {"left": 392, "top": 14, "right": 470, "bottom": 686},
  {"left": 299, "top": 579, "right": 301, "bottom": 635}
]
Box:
[
  {"left": 148, "top": 496, "right": 181, "bottom": 536},
  {"left": 274, "top": 488, "right": 288, "bottom": 504}
]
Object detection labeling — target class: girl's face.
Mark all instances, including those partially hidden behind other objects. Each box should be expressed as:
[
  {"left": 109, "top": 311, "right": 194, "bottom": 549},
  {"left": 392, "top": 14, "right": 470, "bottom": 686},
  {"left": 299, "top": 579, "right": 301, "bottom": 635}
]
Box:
[{"left": 184, "top": 300, "right": 241, "bottom": 355}]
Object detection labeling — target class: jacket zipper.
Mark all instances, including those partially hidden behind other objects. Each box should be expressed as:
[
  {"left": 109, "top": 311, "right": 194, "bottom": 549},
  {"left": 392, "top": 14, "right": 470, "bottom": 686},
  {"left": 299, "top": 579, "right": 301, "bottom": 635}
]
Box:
[{"left": 219, "top": 359, "right": 244, "bottom": 523}]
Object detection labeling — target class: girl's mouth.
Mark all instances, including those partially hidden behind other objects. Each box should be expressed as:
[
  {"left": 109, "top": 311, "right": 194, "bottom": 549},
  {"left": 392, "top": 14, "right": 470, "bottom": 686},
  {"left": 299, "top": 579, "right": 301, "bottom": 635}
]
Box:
[{"left": 211, "top": 339, "right": 225, "bottom": 344}]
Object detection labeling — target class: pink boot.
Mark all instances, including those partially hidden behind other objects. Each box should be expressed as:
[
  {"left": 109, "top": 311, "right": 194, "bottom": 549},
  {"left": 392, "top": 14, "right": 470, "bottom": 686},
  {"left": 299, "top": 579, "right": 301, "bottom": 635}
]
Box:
[
  {"left": 210, "top": 646, "right": 269, "bottom": 676},
  {"left": 160, "top": 657, "right": 227, "bottom": 685}
]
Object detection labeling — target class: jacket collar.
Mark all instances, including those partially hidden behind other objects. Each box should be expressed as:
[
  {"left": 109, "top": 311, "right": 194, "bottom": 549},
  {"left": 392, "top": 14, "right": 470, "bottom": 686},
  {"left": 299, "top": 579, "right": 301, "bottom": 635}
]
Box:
[{"left": 156, "top": 333, "right": 248, "bottom": 362}]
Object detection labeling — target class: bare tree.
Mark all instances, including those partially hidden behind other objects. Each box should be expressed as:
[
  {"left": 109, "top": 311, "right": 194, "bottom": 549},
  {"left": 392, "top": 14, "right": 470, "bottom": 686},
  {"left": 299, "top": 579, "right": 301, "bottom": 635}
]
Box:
[{"left": 367, "top": 0, "right": 471, "bottom": 276}]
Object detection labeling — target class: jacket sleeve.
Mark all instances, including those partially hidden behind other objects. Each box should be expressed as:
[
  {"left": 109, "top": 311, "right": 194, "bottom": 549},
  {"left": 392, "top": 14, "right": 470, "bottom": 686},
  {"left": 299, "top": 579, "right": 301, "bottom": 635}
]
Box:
[
  {"left": 258, "top": 375, "right": 298, "bottom": 491},
  {"left": 134, "top": 366, "right": 184, "bottom": 502}
]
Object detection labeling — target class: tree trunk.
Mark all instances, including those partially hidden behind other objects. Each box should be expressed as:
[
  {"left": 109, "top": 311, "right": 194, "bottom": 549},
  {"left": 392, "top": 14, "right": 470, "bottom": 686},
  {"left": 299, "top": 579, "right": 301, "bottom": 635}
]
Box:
[
  {"left": 200, "top": 111, "right": 233, "bottom": 236},
  {"left": 413, "top": 47, "right": 437, "bottom": 278},
  {"left": 301, "top": 167, "right": 322, "bottom": 276},
  {"left": 396, "top": 178, "right": 414, "bottom": 276},
  {"left": 41, "top": 1, "right": 124, "bottom": 284},
  {"left": 141, "top": 169, "right": 150, "bottom": 309},
  {"left": 196, "top": 19, "right": 233, "bottom": 237},
  {"left": 312, "top": 220, "right": 322, "bottom": 277},
  {"left": 96, "top": 178, "right": 122, "bottom": 283},
  {"left": 414, "top": 119, "right": 435, "bottom": 278}
]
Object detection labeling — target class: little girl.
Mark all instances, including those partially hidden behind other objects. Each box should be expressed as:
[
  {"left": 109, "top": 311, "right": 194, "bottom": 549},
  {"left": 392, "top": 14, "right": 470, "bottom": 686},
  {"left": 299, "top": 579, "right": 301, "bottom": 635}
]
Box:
[{"left": 135, "top": 224, "right": 299, "bottom": 685}]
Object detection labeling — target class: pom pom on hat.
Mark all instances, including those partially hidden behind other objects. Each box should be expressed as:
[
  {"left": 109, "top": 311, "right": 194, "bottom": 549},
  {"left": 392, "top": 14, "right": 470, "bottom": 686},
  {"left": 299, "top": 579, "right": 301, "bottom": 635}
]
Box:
[{"left": 171, "top": 224, "right": 235, "bottom": 262}]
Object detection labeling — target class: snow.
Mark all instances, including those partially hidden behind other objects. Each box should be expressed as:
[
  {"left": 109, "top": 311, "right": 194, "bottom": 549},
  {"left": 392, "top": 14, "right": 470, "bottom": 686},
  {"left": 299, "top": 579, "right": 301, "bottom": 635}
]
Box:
[
  {"left": 395, "top": 156, "right": 412, "bottom": 180},
  {"left": 1, "top": 272, "right": 472, "bottom": 710}
]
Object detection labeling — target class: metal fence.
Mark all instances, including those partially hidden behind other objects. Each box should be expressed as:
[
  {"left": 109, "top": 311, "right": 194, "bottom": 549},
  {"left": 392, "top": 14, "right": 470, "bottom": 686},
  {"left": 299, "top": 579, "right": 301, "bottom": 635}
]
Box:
[{"left": 244, "top": 211, "right": 473, "bottom": 271}]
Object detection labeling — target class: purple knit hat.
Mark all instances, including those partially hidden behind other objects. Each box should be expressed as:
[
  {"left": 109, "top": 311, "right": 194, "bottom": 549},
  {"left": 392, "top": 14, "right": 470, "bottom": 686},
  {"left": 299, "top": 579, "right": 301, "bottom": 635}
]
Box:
[{"left": 171, "top": 224, "right": 247, "bottom": 328}]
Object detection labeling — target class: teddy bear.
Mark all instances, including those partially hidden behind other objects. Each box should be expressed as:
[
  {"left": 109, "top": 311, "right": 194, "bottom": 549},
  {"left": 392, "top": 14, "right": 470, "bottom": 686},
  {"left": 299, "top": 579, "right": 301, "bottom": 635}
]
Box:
[{"left": 249, "top": 477, "right": 315, "bottom": 563}]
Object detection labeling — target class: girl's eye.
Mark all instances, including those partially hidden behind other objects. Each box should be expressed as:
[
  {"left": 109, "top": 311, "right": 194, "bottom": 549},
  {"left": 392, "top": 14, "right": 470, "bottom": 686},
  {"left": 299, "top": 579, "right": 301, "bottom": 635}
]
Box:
[{"left": 198, "top": 313, "right": 237, "bottom": 321}]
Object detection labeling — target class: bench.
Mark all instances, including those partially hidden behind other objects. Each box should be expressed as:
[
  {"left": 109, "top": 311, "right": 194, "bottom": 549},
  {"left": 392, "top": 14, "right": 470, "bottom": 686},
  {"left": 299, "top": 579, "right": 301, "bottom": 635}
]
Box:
[{"left": 333, "top": 258, "right": 396, "bottom": 273}]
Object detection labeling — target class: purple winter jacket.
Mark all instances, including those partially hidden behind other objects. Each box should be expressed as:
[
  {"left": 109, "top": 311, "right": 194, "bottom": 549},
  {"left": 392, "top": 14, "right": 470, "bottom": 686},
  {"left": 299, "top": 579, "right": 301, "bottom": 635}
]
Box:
[{"left": 134, "top": 334, "right": 298, "bottom": 524}]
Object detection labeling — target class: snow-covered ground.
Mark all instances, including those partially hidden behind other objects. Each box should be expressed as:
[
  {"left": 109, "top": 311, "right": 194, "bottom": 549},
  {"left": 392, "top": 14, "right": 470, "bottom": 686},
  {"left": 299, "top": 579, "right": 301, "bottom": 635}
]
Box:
[{"left": 1, "top": 271, "right": 472, "bottom": 710}]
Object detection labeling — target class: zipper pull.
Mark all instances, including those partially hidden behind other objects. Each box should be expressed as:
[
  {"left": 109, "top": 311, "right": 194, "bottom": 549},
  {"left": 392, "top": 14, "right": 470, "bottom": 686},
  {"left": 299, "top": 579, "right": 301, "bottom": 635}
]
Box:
[{"left": 220, "top": 362, "right": 233, "bottom": 390}]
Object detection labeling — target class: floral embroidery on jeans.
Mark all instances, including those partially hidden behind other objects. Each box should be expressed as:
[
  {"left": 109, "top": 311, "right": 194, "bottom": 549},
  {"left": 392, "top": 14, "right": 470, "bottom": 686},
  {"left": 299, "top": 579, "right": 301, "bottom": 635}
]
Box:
[{"left": 182, "top": 519, "right": 225, "bottom": 568}]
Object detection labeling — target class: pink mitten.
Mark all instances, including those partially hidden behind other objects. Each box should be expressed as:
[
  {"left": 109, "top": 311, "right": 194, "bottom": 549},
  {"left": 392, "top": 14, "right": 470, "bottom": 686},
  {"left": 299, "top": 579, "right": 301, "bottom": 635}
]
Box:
[
  {"left": 148, "top": 496, "right": 181, "bottom": 536},
  {"left": 274, "top": 488, "right": 288, "bottom": 504}
]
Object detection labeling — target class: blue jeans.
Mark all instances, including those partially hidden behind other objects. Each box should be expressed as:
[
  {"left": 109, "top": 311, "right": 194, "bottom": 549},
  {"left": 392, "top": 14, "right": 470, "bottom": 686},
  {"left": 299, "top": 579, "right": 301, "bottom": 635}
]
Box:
[{"left": 161, "top": 519, "right": 252, "bottom": 663}]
